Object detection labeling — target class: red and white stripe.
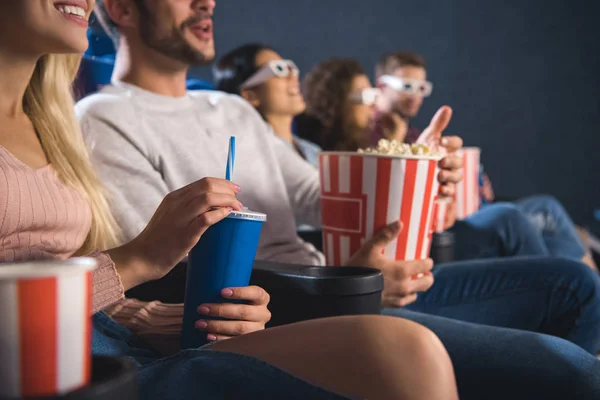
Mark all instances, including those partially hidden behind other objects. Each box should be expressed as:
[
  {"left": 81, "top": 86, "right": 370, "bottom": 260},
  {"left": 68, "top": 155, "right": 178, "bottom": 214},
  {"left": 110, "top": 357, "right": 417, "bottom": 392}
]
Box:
[
  {"left": 454, "top": 147, "right": 481, "bottom": 219},
  {"left": 0, "top": 260, "right": 94, "bottom": 398},
  {"left": 319, "top": 152, "right": 440, "bottom": 265},
  {"left": 432, "top": 198, "right": 452, "bottom": 233}
]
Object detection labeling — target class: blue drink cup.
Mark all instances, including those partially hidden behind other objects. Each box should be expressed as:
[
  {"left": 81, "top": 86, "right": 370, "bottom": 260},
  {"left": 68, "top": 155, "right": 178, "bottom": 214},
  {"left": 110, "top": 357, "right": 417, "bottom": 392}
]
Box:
[{"left": 181, "top": 209, "right": 267, "bottom": 349}]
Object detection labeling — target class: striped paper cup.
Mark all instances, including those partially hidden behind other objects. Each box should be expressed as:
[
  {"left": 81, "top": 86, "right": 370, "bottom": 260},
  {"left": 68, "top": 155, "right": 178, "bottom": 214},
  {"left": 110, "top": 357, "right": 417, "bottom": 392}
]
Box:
[
  {"left": 432, "top": 197, "right": 453, "bottom": 233},
  {"left": 0, "top": 258, "right": 95, "bottom": 398},
  {"left": 454, "top": 147, "right": 481, "bottom": 219},
  {"left": 319, "top": 152, "right": 442, "bottom": 265}
]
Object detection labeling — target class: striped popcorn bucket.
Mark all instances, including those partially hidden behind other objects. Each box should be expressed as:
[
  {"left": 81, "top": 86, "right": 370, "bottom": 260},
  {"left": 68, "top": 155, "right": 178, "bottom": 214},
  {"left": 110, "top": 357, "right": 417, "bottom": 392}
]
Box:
[
  {"left": 319, "top": 152, "right": 441, "bottom": 265},
  {"left": 454, "top": 147, "right": 481, "bottom": 219},
  {"left": 0, "top": 258, "right": 95, "bottom": 398},
  {"left": 432, "top": 197, "right": 452, "bottom": 233}
]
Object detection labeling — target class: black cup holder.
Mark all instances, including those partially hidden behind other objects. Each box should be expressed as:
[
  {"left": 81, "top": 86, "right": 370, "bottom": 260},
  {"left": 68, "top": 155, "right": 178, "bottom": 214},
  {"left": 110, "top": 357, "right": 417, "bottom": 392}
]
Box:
[
  {"left": 301, "top": 266, "right": 373, "bottom": 277},
  {"left": 430, "top": 232, "right": 455, "bottom": 264},
  {"left": 251, "top": 261, "right": 384, "bottom": 327}
]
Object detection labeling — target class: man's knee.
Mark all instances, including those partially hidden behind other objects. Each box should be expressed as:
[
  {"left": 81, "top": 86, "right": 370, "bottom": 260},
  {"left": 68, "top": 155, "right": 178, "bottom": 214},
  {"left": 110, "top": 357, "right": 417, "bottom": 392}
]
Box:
[
  {"left": 545, "top": 258, "right": 600, "bottom": 298},
  {"left": 486, "top": 203, "right": 531, "bottom": 228},
  {"left": 526, "top": 194, "right": 562, "bottom": 208},
  {"left": 520, "top": 195, "right": 567, "bottom": 217}
]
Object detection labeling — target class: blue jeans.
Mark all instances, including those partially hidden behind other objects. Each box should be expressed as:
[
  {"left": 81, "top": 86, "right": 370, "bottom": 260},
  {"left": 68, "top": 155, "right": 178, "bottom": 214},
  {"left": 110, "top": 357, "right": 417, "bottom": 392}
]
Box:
[
  {"left": 516, "top": 195, "right": 586, "bottom": 259},
  {"left": 399, "top": 256, "right": 600, "bottom": 353},
  {"left": 450, "top": 197, "right": 585, "bottom": 261},
  {"left": 385, "top": 309, "right": 600, "bottom": 399},
  {"left": 381, "top": 257, "right": 600, "bottom": 398}
]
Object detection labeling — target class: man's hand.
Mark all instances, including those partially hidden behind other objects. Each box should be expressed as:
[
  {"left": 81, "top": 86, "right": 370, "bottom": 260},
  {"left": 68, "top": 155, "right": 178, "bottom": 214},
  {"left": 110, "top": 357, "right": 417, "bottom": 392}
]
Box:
[
  {"left": 417, "top": 106, "right": 463, "bottom": 198},
  {"left": 195, "top": 286, "right": 271, "bottom": 342},
  {"left": 347, "top": 222, "right": 434, "bottom": 308},
  {"left": 379, "top": 112, "right": 408, "bottom": 142}
]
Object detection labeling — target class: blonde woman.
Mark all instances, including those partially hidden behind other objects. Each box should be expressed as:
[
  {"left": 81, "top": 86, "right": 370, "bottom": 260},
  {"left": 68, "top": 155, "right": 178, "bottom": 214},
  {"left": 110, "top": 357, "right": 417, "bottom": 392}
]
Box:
[{"left": 0, "top": 1, "right": 461, "bottom": 399}]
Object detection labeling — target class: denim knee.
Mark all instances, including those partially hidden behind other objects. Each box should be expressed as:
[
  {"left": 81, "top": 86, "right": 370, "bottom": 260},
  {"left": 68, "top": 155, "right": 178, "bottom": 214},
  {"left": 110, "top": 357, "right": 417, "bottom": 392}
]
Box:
[
  {"left": 521, "top": 194, "right": 565, "bottom": 213},
  {"left": 545, "top": 258, "right": 600, "bottom": 314},
  {"left": 486, "top": 203, "right": 531, "bottom": 229},
  {"left": 556, "top": 258, "right": 600, "bottom": 291}
]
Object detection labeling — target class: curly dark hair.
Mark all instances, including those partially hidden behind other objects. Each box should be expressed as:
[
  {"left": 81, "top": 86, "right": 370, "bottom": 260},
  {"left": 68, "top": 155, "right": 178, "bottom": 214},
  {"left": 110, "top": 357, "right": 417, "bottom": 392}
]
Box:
[{"left": 297, "top": 58, "right": 369, "bottom": 152}]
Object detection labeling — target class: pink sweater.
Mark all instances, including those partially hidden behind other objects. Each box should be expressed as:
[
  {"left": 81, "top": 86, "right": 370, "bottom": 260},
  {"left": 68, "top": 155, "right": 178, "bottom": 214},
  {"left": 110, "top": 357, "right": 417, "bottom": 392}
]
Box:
[{"left": 0, "top": 146, "right": 182, "bottom": 352}]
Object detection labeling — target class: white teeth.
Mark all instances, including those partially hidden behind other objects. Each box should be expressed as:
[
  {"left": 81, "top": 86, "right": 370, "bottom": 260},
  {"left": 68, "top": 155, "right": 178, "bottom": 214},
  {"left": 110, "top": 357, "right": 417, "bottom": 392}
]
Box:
[{"left": 57, "top": 5, "right": 86, "bottom": 17}]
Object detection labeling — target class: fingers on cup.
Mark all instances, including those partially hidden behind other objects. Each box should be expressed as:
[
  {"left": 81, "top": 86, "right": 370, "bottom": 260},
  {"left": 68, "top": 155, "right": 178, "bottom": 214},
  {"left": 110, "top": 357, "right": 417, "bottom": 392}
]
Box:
[
  {"left": 198, "top": 303, "right": 259, "bottom": 321},
  {"left": 196, "top": 177, "right": 237, "bottom": 194},
  {"left": 438, "top": 170, "right": 462, "bottom": 184},
  {"left": 195, "top": 319, "right": 258, "bottom": 336},
  {"left": 440, "top": 135, "right": 462, "bottom": 152},
  {"left": 200, "top": 192, "right": 241, "bottom": 211},
  {"left": 393, "top": 259, "right": 433, "bottom": 280},
  {"left": 193, "top": 207, "right": 233, "bottom": 230},
  {"left": 207, "top": 334, "right": 231, "bottom": 342},
  {"left": 411, "top": 273, "right": 434, "bottom": 292},
  {"left": 439, "top": 184, "right": 456, "bottom": 197},
  {"left": 367, "top": 221, "right": 402, "bottom": 251},
  {"left": 427, "top": 106, "right": 453, "bottom": 134},
  {"left": 439, "top": 154, "right": 463, "bottom": 170},
  {"left": 223, "top": 286, "right": 271, "bottom": 305}
]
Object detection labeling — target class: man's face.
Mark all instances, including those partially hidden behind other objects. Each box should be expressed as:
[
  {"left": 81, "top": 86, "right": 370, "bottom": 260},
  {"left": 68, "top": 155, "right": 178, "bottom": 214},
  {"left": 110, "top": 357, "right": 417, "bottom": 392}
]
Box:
[
  {"left": 389, "top": 66, "right": 427, "bottom": 119},
  {"left": 136, "top": 0, "right": 216, "bottom": 65}
]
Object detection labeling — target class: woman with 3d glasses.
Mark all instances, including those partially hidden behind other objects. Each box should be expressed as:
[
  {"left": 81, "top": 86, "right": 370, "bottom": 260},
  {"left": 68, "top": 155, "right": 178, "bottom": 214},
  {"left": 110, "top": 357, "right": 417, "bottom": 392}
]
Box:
[
  {"left": 214, "top": 44, "right": 322, "bottom": 167},
  {"left": 295, "top": 58, "right": 386, "bottom": 157}
]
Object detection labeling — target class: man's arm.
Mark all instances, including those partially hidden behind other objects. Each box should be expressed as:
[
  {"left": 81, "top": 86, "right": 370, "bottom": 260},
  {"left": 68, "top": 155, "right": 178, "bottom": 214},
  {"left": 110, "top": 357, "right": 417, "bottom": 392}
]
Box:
[
  {"left": 80, "top": 114, "right": 170, "bottom": 244},
  {"left": 270, "top": 136, "right": 322, "bottom": 227}
]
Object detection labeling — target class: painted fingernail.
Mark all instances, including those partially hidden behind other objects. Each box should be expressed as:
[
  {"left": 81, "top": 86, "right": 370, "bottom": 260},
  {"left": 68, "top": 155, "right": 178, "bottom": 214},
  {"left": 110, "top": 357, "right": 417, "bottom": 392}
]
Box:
[
  {"left": 207, "top": 334, "right": 217, "bottom": 342},
  {"left": 222, "top": 288, "right": 234, "bottom": 297},
  {"left": 233, "top": 184, "right": 242, "bottom": 193},
  {"left": 195, "top": 320, "right": 208, "bottom": 329},
  {"left": 198, "top": 306, "right": 210, "bottom": 315}
]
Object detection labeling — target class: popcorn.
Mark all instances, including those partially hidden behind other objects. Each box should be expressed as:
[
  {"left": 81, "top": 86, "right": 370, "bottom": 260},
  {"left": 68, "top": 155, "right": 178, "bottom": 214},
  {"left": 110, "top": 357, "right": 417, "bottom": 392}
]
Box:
[{"left": 358, "top": 139, "right": 437, "bottom": 156}]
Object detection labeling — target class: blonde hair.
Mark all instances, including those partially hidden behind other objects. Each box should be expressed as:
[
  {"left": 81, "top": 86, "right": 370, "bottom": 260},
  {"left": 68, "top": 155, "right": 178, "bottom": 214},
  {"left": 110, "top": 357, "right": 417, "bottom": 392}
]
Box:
[{"left": 23, "top": 53, "right": 119, "bottom": 254}]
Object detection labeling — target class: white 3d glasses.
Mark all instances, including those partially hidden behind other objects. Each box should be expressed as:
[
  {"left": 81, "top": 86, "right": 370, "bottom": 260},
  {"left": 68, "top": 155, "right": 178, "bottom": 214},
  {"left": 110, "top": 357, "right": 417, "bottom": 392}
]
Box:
[
  {"left": 378, "top": 75, "right": 433, "bottom": 97},
  {"left": 349, "top": 88, "right": 382, "bottom": 105},
  {"left": 240, "top": 60, "right": 300, "bottom": 90}
]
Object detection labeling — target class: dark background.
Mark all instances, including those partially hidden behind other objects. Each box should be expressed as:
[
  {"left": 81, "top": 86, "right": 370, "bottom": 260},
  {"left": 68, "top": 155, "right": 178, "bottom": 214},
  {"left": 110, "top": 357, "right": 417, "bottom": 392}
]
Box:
[{"left": 190, "top": 0, "right": 600, "bottom": 224}]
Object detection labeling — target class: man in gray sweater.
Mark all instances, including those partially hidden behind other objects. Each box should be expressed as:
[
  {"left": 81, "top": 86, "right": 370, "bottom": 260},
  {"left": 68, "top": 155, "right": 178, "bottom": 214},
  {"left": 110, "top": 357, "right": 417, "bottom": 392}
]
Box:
[
  {"left": 76, "top": 3, "right": 600, "bottom": 397},
  {"left": 79, "top": 0, "right": 464, "bottom": 306}
]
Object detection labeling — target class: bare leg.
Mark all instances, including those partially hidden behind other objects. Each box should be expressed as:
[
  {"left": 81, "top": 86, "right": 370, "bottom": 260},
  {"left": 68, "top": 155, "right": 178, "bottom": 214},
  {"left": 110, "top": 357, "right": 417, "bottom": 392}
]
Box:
[{"left": 210, "top": 315, "right": 458, "bottom": 400}]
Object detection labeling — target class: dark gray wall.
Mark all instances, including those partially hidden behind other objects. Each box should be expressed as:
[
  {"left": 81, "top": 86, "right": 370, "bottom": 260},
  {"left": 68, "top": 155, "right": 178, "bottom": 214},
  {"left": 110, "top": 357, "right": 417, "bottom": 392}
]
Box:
[{"left": 193, "top": 0, "right": 600, "bottom": 223}]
